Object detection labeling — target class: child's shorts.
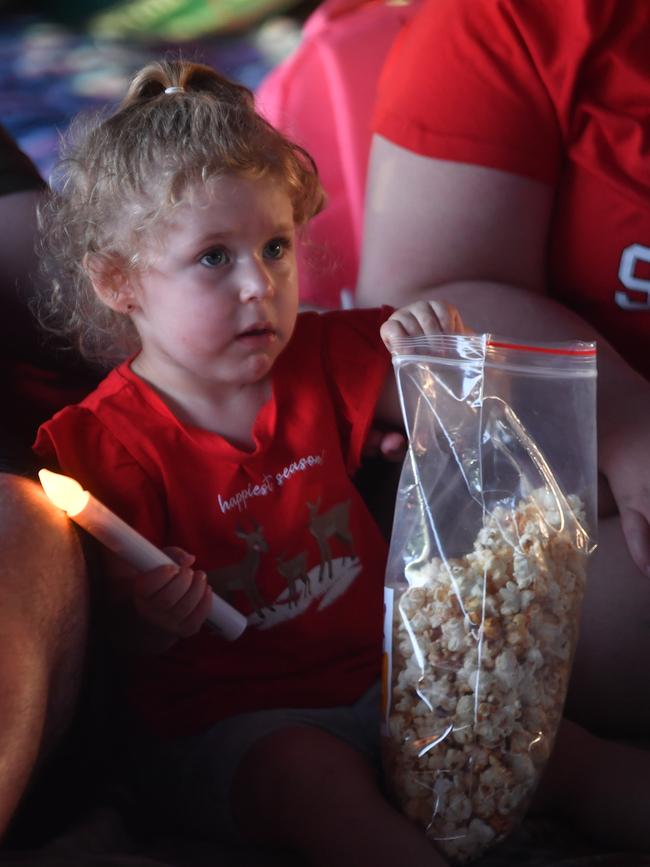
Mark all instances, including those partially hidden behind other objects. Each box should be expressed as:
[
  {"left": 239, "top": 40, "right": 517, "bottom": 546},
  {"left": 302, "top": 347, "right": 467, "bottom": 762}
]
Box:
[{"left": 132, "top": 681, "right": 382, "bottom": 841}]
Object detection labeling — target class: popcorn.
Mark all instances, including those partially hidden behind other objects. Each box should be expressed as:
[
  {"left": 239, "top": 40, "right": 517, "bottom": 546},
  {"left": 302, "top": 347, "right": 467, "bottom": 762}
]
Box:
[{"left": 383, "top": 489, "right": 588, "bottom": 864}]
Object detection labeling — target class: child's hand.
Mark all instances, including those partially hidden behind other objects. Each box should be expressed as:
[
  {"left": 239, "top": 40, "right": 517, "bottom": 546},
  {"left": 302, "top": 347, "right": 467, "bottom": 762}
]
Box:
[
  {"left": 362, "top": 427, "right": 407, "bottom": 462},
  {"left": 132, "top": 547, "right": 213, "bottom": 639},
  {"left": 380, "top": 299, "right": 465, "bottom": 351}
]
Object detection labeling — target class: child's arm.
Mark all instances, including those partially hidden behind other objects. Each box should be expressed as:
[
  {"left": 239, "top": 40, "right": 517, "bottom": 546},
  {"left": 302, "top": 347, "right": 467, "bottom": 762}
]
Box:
[
  {"left": 374, "top": 299, "right": 466, "bottom": 428},
  {"left": 102, "top": 546, "right": 213, "bottom": 655}
]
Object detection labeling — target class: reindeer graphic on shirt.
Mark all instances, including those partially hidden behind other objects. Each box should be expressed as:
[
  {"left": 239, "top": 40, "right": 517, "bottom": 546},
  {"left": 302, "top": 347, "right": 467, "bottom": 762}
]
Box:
[
  {"left": 207, "top": 520, "right": 273, "bottom": 618},
  {"left": 275, "top": 551, "right": 311, "bottom": 607},
  {"left": 306, "top": 497, "right": 355, "bottom": 582}
]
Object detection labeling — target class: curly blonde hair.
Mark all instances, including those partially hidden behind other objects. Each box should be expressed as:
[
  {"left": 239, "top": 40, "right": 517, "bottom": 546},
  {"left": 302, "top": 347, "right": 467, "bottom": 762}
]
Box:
[{"left": 37, "top": 59, "right": 325, "bottom": 367}]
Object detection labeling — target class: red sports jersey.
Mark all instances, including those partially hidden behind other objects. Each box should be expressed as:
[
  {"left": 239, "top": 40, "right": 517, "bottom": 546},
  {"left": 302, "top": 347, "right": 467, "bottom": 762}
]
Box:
[
  {"left": 35, "top": 308, "right": 392, "bottom": 737},
  {"left": 373, "top": 0, "right": 650, "bottom": 380}
]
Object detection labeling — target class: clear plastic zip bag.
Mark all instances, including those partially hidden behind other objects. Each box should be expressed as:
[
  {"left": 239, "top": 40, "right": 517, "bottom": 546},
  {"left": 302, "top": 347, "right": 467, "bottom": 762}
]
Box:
[{"left": 382, "top": 334, "right": 597, "bottom": 864}]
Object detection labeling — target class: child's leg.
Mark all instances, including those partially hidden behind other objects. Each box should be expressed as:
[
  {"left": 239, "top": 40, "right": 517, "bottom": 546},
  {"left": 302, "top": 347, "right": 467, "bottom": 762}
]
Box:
[
  {"left": 230, "top": 724, "right": 448, "bottom": 867},
  {"left": 535, "top": 718, "right": 650, "bottom": 851}
]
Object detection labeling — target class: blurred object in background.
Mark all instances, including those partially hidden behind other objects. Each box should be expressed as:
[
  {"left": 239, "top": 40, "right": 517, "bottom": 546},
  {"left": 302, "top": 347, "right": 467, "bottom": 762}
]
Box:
[
  {"left": 0, "top": 5, "right": 308, "bottom": 180},
  {"left": 1, "top": 0, "right": 311, "bottom": 33},
  {"left": 256, "top": 0, "right": 422, "bottom": 310},
  {"left": 86, "top": 0, "right": 304, "bottom": 40}
]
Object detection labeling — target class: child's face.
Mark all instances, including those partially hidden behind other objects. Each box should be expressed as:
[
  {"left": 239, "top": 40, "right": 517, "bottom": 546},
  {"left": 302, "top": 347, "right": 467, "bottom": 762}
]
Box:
[{"left": 128, "top": 173, "right": 299, "bottom": 393}]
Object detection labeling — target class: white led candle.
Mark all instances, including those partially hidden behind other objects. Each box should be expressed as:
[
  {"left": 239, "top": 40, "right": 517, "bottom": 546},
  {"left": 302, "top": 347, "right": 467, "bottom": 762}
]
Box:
[{"left": 39, "top": 468, "right": 247, "bottom": 641}]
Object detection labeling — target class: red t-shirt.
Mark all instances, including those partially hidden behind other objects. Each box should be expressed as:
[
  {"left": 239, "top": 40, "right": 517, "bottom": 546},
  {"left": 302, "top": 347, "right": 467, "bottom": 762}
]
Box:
[
  {"left": 35, "top": 308, "right": 392, "bottom": 737},
  {"left": 373, "top": 0, "right": 650, "bottom": 380}
]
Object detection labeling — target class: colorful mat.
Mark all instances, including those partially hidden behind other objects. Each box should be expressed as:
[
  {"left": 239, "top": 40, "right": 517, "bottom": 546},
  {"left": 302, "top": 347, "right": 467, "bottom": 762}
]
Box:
[{"left": 0, "top": 12, "right": 299, "bottom": 180}]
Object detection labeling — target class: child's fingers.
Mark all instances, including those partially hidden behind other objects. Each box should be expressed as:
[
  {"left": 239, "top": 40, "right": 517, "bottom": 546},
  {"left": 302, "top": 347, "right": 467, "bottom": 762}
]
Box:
[
  {"left": 137, "top": 565, "right": 195, "bottom": 611},
  {"left": 410, "top": 299, "right": 465, "bottom": 332},
  {"left": 409, "top": 300, "right": 447, "bottom": 333},
  {"left": 176, "top": 579, "right": 214, "bottom": 637},
  {"left": 379, "top": 431, "right": 407, "bottom": 461},
  {"left": 134, "top": 563, "right": 180, "bottom": 598},
  {"left": 382, "top": 300, "right": 467, "bottom": 350},
  {"left": 134, "top": 569, "right": 210, "bottom": 636},
  {"left": 169, "top": 571, "right": 208, "bottom": 626},
  {"left": 163, "top": 546, "right": 196, "bottom": 568},
  {"left": 447, "top": 304, "right": 467, "bottom": 333},
  {"left": 134, "top": 541, "right": 199, "bottom": 595},
  {"left": 380, "top": 313, "right": 411, "bottom": 350}
]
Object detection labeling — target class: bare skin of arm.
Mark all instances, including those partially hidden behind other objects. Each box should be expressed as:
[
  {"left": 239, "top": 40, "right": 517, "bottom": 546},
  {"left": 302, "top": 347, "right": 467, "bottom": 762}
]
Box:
[
  {"left": 360, "top": 143, "right": 650, "bottom": 559},
  {"left": 358, "top": 135, "right": 650, "bottom": 588}
]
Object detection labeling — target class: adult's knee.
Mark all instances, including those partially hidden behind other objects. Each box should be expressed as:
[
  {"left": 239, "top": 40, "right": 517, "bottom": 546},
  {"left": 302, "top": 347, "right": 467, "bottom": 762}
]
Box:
[
  {"left": 0, "top": 473, "right": 87, "bottom": 608},
  {"left": 0, "top": 472, "right": 89, "bottom": 748}
]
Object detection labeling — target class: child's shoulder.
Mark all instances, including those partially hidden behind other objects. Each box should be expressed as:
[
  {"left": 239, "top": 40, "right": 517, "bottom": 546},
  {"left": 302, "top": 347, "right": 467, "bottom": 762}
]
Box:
[
  {"left": 73, "top": 360, "right": 173, "bottom": 433},
  {"left": 76, "top": 360, "right": 139, "bottom": 410},
  {"left": 35, "top": 361, "right": 155, "bottom": 456},
  {"left": 33, "top": 361, "right": 165, "bottom": 491}
]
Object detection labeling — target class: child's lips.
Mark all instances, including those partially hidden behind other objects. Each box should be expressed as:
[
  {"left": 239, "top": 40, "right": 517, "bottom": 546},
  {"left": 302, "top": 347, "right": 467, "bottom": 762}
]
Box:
[{"left": 236, "top": 322, "right": 276, "bottom": 342}]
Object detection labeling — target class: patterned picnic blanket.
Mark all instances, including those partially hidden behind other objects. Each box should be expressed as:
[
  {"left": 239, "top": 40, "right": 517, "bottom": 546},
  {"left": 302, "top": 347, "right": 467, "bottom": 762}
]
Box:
[{"left": 0, "top": 11, "right": 296, "bottom": 180}]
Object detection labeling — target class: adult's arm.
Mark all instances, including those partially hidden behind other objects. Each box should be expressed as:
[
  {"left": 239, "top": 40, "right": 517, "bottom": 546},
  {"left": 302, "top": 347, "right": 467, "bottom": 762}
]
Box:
[
  {"left": 356, "top": 135, "right": 650, "bottom": 576},
  {"left": 357, "top": 137, "right": 552, "bottom": 306}
]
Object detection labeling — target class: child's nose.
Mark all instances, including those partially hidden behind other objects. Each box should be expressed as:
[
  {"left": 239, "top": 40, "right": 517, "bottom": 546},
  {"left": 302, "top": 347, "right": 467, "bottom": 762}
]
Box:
[{"left": 239, "top": 259, "right": 273, "bottom": 302}]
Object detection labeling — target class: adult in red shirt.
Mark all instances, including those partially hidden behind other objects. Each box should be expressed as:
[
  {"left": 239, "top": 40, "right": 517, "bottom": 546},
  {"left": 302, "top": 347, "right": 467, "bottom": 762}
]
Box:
[{"left": 356, "top": 0, "right": 650, "bottom": 850}]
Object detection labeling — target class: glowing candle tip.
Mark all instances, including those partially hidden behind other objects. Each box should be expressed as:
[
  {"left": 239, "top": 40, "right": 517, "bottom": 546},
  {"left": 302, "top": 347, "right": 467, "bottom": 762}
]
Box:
[{"left": 38, "top": 468, "right": 89, "bottom": 516}]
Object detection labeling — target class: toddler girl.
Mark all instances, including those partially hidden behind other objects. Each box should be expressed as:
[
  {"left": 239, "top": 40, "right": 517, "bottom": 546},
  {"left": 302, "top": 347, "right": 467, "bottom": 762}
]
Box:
[{"left": 34, "top": 59, "right": 460, "bottom": 866}]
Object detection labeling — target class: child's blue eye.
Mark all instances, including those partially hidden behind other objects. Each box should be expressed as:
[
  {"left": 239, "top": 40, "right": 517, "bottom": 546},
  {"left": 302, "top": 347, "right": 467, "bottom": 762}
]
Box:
[
  {"left": 200, "top": 247, "right": 228, "bottom": 268},
  {"left": 264, "top": 238, "right": 290, "bottom": 260}
]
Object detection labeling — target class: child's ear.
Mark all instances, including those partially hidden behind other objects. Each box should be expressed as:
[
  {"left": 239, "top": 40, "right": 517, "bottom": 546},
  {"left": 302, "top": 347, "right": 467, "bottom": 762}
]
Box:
[{"left": 83, "top": 252, "right": 137, "bottom": 314}]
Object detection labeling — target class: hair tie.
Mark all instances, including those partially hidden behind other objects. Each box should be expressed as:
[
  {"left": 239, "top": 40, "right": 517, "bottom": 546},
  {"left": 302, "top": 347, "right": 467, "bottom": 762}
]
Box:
[{"left": 164, "top": 86, "right": 185, "bottom": 94}]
